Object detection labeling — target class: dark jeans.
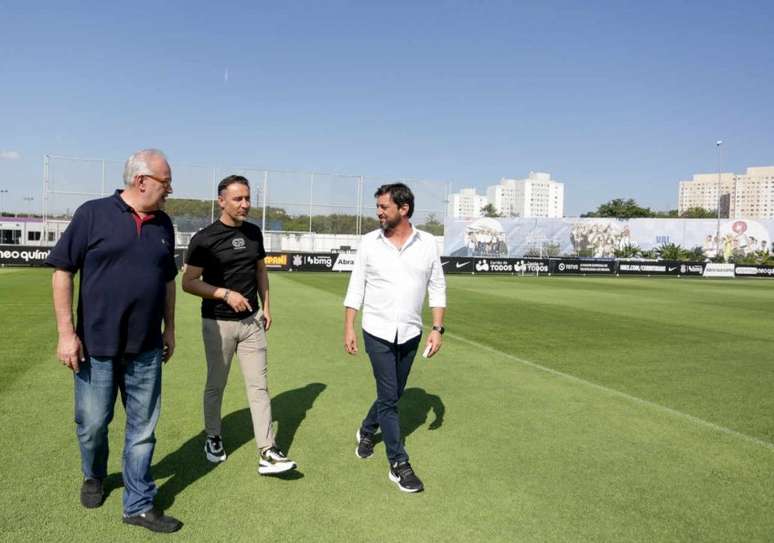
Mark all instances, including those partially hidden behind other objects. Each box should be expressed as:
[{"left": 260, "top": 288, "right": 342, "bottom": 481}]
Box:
[
  {"left": 360, "top": 331, "right": 421, "bottom": 464},
  {"left": 74, "top": 349, "right": 162, "bottom": 516}
]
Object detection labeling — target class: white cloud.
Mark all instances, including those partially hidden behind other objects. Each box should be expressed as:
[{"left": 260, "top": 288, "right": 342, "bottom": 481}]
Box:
[{"left": 0, "top": 150, "right": 21, "bottom": 160}]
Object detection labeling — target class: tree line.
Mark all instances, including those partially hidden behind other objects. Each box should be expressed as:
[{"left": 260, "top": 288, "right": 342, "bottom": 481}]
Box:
[{"left": 164, "top": 198, "right": 444, "bottom": 235}]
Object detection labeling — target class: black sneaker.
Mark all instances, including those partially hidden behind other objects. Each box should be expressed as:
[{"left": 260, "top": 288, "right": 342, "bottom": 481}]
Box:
[
  {"left": 204, "top": 435, "right": 227, "bottom": 463},
  {"left": 388, "top": 461, "right": 424, "bottom": 493},
  {"left": 123, "top": 507, "right": 183, "bottom": 533},
  {"left": 355, "top": 429, "right": 375, "bottom": 459},
  {"left": 258, "top": 446, "right": 297, "bottom": 475},
  {"left": 80, "top": 478, "right": 104, "bottom": 508}
]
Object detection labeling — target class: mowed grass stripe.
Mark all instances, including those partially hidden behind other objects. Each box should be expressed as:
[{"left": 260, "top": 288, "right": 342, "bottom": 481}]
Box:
[
  {"left": 448, "top": 331, "right": 774, "bottom": 452},
  {"left": 2, "top": 270, "right": 774, "bottom": 541},
  {"left": 277, "top": 273, "right": 774, "bottom": 541},
  {"left": 281, "top": 273, "right": 774, "bottom": 442}
]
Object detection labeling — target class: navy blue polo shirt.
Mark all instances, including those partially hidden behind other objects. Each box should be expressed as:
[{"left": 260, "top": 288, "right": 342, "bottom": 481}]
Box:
[{"left": 46, "top": 190, "right": 177, "bottom": 357}]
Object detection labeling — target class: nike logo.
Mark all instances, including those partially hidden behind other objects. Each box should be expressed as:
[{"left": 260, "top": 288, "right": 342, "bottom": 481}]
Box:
[{"left": 455, "top": 262, "right": 470, "bottom": 268}]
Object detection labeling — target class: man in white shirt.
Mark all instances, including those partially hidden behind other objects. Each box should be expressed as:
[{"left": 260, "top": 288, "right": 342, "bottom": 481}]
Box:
[{"left": 343, "top": 183, "right": 446, "bottom": 493}]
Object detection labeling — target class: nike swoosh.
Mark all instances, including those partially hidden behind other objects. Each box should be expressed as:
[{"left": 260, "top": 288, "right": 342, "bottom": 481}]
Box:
[{"left": 455, "top": 262, "right": 470, "bottom": 268}]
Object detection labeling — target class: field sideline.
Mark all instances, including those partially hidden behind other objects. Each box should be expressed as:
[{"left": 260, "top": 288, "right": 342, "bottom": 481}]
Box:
[{"left": 1, "top": 269, "right": 773, "bottom": 542}]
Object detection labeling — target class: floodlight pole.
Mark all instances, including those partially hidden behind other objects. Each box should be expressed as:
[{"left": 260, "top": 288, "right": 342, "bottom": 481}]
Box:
[
  {"left": 715, "top": 140, "right": 723, "bottom": 258},
  {"left": 309, "top": 173, "right": 314, "bottom": 233},
  {"left": 262, "top": 170, "right": 268, "bottom": 233}
]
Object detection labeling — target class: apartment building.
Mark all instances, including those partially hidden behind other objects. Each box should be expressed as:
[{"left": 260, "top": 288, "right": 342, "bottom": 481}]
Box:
[{"left": 678, "top": 166, "right": 774, "bottom": 218}]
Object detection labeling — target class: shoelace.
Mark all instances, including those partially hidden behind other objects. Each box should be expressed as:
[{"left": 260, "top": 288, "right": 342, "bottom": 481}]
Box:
[
  {"left": 208, "top": 437, "right": 223, "bottom": 450},
  {"left": 394, "top": 462, "right": 415, "bottom": 478},
  {"left": 360, "top": 434, "right": 374, "bottom": 446},
  {"left": 263, "top": 447, "right": 287, "bottom": 461}
]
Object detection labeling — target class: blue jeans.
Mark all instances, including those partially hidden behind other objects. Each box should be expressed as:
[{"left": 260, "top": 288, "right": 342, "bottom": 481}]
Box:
[
  {"left": 360, "top": 331, "right": 421, "bottom": 464},
  {"left": 74, "top": 349, "right": 162, "bottom": 516}
]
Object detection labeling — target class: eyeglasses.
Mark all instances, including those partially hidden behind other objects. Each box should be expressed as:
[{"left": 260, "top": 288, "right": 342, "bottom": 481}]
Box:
[{"left": 142, "top": 174, "right": 172, "bottom": 187}]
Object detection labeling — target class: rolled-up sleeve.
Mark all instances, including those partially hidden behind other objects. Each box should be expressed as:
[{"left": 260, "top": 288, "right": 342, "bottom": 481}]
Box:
[
  {"left": 343, "top": 244, "right": 366, "bottom": 310},
  {"left": 427, "top": 240, "right": 446, "bottom": 308}
]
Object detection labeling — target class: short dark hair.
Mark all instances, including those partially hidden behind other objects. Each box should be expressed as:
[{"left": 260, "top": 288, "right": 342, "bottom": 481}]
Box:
[
  {"left": 218, "top": 175, "right": 250, "bottom": 196},
  {"left": 374, "top": 183, "right": 414, "bottom": 218}
]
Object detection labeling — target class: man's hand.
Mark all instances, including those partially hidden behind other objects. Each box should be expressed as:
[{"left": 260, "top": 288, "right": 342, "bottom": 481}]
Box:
[
  {"left": 424, "top": 330, "right": 443, "bottom": 358},
  {"left": 262, "top": 309, "right": 272, "bottom": 332},
  {"left": 344, "top": 327, "right": 358, "bottom": 355},
  {"left": 162, "top": 327, "right": 175, "bottom": 362},
  {"left": 57, "top": 331, "right": 85, "bottom": 372},
  {"left": 225, "top": 291, "right": 252, "bottom": 313}
]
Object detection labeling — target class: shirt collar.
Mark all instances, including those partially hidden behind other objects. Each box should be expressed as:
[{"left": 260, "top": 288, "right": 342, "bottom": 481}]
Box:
[
  {"left": 112, "top": 189, "right": 155, "bottom": 219},
  {"left": 377, "top": 224, "right": 420, "bottom": 250}
]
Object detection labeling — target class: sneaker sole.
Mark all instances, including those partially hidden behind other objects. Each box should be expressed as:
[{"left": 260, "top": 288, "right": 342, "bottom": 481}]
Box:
[
  {"left": 204, "top": 444, "right": 227, "bottom": 463},
  {"left": 258, "top": 461, "right": 297, "bottom": 475},
  {"left": 388, "top": 470, "right": 424, "bottom": 493},
  {"left": 355, "top": 430, "right": 373, "bottom": 459}
]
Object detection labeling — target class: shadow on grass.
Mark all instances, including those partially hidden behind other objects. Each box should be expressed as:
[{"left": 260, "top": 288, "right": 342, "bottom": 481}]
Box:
[
  {"left": 103, "top": 382, "right": 326, "bottom": 509},
  {"left": 366, "top": 387, "right": 446, "bottom": 448},
  {"left": 399, "top": 387, "right": 445, "bottom": 437}
]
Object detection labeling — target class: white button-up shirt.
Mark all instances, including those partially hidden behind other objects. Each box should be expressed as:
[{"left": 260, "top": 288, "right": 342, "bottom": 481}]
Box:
[{"left": 344, "top": 226, "right": 446, "bottom": 344}]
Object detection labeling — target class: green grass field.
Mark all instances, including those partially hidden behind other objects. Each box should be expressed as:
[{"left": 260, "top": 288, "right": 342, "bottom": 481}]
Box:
[{"left": 1, "top": 268, "right": 773, "bottom": 542}]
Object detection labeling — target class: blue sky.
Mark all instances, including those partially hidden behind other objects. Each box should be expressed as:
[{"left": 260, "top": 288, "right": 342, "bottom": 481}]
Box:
[{"left": 1, "top": 0, "right": 773, "bottom": 216}]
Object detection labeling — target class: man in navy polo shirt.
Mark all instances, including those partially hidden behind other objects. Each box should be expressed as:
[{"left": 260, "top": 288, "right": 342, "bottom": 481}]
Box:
[{"left": 47, "top": 149, "right": 182, "bottom": 533}]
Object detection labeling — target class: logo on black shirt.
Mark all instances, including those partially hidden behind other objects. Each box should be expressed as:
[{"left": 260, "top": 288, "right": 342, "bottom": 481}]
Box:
[{"left": 232, "top": 238, "right": 246, "bottom": 250}]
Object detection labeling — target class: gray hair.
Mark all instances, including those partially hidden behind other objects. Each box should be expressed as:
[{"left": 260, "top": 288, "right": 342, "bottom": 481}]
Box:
[{"left": 123, "top": 149, "right": 167, "bottom": 186}]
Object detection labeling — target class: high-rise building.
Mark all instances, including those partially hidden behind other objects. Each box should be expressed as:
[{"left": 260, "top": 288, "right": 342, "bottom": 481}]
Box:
[
  {"left": 678, "top": 166, "right": 774, "bottom": 219},
  {"left": 486, "top": 172, "right": 564, "bottom": 218},
  {"left": 447, "top": 188, "right": 488, "bottom": 219}
]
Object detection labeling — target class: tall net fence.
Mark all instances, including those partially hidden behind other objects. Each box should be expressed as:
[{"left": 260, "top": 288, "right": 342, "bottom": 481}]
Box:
[{"left": 43, "top": 155, "right": 450, "bottom": 249}]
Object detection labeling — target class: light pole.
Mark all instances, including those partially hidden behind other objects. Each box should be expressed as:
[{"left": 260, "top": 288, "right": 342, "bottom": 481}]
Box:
[
  {"left": 23, "top": 196, "right": 34, "bottom": 217},
  {"left": 0, "top": 189, "right": 7, "bottom": 215},
  {"left": 715, "top": 140, "right": 723, "bottom": 258}
]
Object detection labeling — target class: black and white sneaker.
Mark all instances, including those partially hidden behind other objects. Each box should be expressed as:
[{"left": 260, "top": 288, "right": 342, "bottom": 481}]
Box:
[
  {"left": 388, "top": 461, "right": 424, "bottom": 493},
  {"left": 258, "top": 447, "right": 297, "bottom": 475},
  {"left": 355, "top": 429, "right": 375, "bottom": 459},
  {"left": 204, "top": 435, "right": 227, "bottom": 463}
]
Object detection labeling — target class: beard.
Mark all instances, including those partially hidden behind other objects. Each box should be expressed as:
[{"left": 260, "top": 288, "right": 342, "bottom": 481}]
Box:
[{"left": 380, "top": 215, "right": 401, "bottom": 232}]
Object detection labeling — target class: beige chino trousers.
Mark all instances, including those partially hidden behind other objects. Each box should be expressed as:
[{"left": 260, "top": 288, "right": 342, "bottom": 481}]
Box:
[{"left": 202, "top": 311, "right": 275, "bottom": 452}]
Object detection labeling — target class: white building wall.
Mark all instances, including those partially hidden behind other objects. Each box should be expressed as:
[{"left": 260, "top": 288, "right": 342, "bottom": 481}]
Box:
[
  {"left": 447, "top": 188, "right": 488, "bottom": 218},
  {"left": 678, "top": 166, "right": 774, "bottom": 219},
  {"left": 489, "top": 172, "right": 564, "bottom": 218}
]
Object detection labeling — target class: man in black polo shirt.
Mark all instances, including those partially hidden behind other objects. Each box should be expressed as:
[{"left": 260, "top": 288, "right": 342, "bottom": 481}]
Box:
[
  {"left": 182, "top": 175, "right": 296, "bottom": 475},
  {"left": 47, "top": 149, "right": 182, "bottom": 533}
]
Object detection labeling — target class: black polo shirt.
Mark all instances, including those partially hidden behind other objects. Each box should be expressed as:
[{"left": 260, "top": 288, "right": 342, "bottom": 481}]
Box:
[
  {"left": 46, "top": 191, "right": 177, "bottom": 357},
  {"left": 185, "top": 220, "right": 266, "bottom": 320}
]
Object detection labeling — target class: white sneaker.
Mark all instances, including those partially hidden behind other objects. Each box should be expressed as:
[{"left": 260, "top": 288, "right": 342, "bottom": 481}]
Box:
[
  {"left": 258, "top": 446, "right": 297, "bottom": 475},
  {"left": 204, "top": 435, "right": 227, "bottom": 463}
]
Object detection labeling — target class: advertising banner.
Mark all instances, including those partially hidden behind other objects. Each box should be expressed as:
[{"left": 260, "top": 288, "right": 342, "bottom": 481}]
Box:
[
  {"left": 0, "top": 245, "right": 51, "bottom": 266},
  {"left": 734, "top": 265, "right": 774, "bottom": 277},
  {"left": 444, "top": 217, "right": 774, "bottom": 260},
  {"left": 551, "top": 259, "right": 616, "bottom": 274},
  {"left": 440, "top": 257, "right": 549, "bottom": 274},
  {"left": 703, "top": 263, "right": 736, "bottom": 278},
  {"left": 615, "top": 260, "right": 705, "bottom": 276}
]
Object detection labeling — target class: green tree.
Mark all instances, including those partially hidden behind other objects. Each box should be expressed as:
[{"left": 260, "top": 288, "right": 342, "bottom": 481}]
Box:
[
  {"left": 653, "top": 209, "right": 679, "bottom": 218},
  {"left": 657, "top": 243, "right": 688, "bottom": 261},
  {"left": 480, "top": 203, "right": 502, "bottom": 218},
  {"left": 417, "top": 213, "right": 444, "bottom": 235},
  {"left": 680, "top": 207, "right": 717, "bottom": 218},
  {"left": 582, "top": 198, "right": 654, "bottom": 219},
  {"left": 614, "top": 244, "right": 641, "bottom": 258}
]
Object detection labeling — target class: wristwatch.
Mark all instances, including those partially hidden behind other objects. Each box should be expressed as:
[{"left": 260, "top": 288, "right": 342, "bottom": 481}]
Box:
[{"left": 432, "top": 325, "right": 445, "bottom": 335}]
